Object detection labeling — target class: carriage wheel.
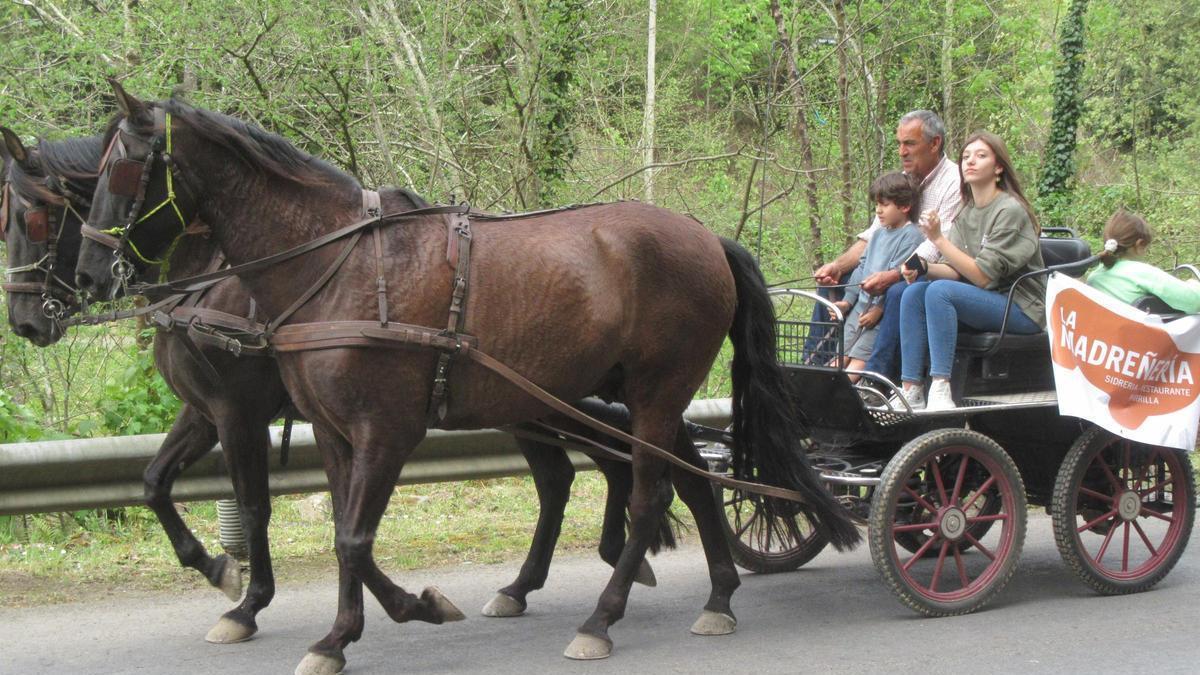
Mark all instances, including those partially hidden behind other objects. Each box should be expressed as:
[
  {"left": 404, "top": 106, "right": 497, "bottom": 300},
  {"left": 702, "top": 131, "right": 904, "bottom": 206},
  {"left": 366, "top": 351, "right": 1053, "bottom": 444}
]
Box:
[
  {"left": 715, "top": 487, "right": 829, "bottom": 573},
  {"left": 1051, "top": 426, "right": 1196, "bottom": 595},
  {"left": 869, "top": 429, "right": 1026, "bottom": 616}
]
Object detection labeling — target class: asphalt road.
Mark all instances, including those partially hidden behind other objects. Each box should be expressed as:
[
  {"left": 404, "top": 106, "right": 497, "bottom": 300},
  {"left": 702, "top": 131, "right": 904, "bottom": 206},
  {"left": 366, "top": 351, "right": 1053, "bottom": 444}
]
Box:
[{"left": 2, "top": 513, "right": 1197, "bottom": 674}]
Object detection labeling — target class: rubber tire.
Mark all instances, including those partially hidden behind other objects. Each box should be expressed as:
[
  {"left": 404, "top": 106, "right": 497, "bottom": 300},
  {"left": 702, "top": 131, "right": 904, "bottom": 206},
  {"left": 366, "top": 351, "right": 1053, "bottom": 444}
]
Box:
[
  {"left": 1051, "top": 425, "right": 1196, "bottom": 595},
  {"left": 870, "top": 428, "right": 1027, "bottom": 617},
  {"left": 715, "top": 485, "right": 829, "bottom": 573}
]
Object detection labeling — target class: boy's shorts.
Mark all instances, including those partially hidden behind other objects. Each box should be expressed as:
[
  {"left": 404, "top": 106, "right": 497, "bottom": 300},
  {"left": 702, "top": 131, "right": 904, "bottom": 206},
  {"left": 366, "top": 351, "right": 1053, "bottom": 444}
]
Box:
[{"left": 842, "top": 314, "right": 878, "bottom": 362}]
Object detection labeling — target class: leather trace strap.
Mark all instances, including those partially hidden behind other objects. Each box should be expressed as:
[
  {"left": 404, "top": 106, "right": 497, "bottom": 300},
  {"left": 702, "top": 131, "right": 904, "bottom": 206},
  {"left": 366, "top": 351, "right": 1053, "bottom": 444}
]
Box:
[
  {"left": 270, "top": 317, "right": 810, "bottom": 504},
  {"left": 461, "top": 346, "right": 813, "bottom": 503}
]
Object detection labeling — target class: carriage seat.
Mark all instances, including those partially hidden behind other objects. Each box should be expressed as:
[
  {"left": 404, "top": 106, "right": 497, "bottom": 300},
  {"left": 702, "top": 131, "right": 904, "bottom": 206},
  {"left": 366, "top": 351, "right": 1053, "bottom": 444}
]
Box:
[
  {"left": 955, "top": 330, "right": 1046, "bottom": 354},
  {"left": 954, "top": 233, "right": 1093, "bottom": 355},
  {"left": 1039, "top": 236, "right": 1093, "bottom": 278},
  {"left": 950, "top": 232, "right": 1094, "bottom": 394}
]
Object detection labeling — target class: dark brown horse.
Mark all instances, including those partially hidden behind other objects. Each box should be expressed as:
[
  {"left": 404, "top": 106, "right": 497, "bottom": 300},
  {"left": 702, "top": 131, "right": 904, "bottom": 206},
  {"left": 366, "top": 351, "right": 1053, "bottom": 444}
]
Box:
[
  {"left": 74, "top": 83, "right": 858, "bottom": 674},
  {"left": 3, "top": 125, "right": 670, "bottom": 647}
]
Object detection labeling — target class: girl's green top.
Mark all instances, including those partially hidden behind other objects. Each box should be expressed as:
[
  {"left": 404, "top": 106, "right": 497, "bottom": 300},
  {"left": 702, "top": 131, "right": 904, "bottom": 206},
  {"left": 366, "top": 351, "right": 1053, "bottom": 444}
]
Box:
[{"left": 1086, "top": 259, "right": 1200, "bottom": 313}]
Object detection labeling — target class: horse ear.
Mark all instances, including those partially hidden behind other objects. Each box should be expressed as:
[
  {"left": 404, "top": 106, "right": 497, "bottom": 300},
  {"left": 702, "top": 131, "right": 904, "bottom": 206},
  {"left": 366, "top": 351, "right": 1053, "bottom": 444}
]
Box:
[
  {"left": 1, "top": 127, "right": 29, "bottom": 165},
  {"left": 108, "top": 77, "right": 151, "bottom": 125}
]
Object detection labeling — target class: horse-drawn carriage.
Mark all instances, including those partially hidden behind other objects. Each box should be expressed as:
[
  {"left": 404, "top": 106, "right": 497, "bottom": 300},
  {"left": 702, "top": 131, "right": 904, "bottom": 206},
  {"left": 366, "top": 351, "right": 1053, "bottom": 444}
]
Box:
[
  {"left": 700, "top": 231, "right": 1198, "bottom": 616},
  {"left": 5, "top": 80, "right": 1196, "bottom": 673}
]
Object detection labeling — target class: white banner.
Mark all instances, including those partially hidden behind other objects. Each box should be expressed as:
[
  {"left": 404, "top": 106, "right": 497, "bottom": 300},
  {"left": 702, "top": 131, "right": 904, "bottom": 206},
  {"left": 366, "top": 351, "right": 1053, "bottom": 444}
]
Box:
[{"left": 1046, "top": 272, "right": 1200, "bottom": 451}]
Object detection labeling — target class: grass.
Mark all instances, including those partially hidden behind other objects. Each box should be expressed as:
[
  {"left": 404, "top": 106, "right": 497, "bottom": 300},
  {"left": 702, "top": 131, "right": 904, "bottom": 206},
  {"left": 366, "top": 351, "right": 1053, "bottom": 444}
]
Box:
[
  {"left": 0, "top": 472, "right": 676, "bottom": 608},
  {"left": 3, "top": 452, "right": 1197, "bottom": 608}
]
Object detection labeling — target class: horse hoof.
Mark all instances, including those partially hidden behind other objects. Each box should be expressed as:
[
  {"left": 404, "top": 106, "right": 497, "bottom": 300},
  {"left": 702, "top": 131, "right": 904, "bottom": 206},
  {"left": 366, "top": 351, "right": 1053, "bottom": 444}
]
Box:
[
  {"left": 205, "top": 616, "right": 257, "bottom": 644},
  {"left": 564, "top": 633, "right": 612, "bottom": 660},
  {"left": 295, "top": 651, "right": 345, "bottom": 675},
  {"left": 481, "top": 593, "right": 525, "bottom": 617},
  {"left": 633, "top": 559, "right": 657, "bottom": 587},
  {"left": 690, "top": 610, "right": 737, "bottom": 636},
  {"left": 422, "top": 586, "right": 466, "bottom": 622},
  {"left": 216, "top": 556, "right": 243, "bottom": 602}
]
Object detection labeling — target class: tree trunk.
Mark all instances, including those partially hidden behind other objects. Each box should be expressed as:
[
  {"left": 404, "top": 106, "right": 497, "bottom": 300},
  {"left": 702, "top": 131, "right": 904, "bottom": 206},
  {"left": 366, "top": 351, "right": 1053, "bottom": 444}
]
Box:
[
  {"left": 835, "top": 0, "right": 853, "bottom": 243},
  {"left": 370, "top": 0, "right": 462, "bottom": 196},
  {"left": 769, "top": 0, "right": 823, "bottom": 270},
  {"left": 643, "top": 0, "right": 657, "bottom": 203},
  {"left": 941, "top": 0, "right": 954, "bottom": 138}
]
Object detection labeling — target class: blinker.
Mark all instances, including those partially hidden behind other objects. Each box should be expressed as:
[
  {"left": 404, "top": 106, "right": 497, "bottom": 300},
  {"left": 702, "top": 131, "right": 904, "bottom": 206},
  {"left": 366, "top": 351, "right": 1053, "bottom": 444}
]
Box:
[
  {"left": 24, "top": 207, "right": 48, "bottom": 243},
  {"left": 108, "top": 158, "right": 145, "bottom": 197}
]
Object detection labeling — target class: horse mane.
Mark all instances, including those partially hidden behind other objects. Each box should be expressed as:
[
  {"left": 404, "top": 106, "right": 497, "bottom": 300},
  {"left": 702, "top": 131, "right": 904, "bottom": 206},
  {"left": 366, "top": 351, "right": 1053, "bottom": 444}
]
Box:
[
  {"left": 7, "top": 147, "right": 60, "bottom": 206},
  {"left": 7, "top": 136, "right": 104, "bottom": 207},
  {"left": 37, "top": 135, "right": 103, "bottom": 199},
  {"left": 135, "top": 99, "right": 358, "bottom": 190},
  {"left": 389, "top": 185, "right": 430, "bottom": 208}
]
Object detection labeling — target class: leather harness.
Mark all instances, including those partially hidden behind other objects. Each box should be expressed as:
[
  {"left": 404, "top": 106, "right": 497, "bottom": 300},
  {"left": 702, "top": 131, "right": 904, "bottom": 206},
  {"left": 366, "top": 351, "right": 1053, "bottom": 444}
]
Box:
[
  {"left": 72, "top": 109, "right": 819, "bottom": 505},
  {"left": 89, "top": 189, "right": 813, "bottom": 503}
]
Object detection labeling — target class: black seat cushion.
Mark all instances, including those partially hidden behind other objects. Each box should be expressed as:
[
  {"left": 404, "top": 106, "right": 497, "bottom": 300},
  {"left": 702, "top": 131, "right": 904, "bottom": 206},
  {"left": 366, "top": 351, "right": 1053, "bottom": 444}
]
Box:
[
  {"left": 1040, "top": 237, "right": 1092, "bottom": 277},
  {"left": 956, "top": 330, "right": 1048, "bottom": 353}
]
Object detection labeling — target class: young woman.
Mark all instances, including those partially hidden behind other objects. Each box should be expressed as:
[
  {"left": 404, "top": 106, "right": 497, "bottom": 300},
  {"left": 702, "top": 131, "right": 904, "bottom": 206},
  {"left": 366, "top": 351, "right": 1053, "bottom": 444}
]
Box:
[
  {"left": 896, "top": 131, "right": 1046, "bottom": 411},
  {"left": 1087, "top": 209, "right": 1200, "bottom": 313}
]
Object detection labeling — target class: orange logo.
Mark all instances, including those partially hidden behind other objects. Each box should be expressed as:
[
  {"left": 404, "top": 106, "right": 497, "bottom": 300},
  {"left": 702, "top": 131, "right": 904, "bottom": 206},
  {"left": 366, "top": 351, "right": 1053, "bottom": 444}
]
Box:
[{"left": 1050, "top": 288, "right": 1200, "bottom": 428}]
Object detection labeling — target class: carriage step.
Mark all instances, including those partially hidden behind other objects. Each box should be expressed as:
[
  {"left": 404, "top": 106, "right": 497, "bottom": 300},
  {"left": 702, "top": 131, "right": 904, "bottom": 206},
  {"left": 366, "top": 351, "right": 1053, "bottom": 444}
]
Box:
[{"left": 961, "top": 390, "right": 1058, "bottom": 407}]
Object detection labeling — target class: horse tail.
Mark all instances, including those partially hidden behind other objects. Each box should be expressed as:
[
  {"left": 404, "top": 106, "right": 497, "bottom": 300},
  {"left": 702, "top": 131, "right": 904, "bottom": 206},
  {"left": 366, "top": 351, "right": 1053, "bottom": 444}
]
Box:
[{"left": 720, "top": 237, "right": 861, "bottom": 551}]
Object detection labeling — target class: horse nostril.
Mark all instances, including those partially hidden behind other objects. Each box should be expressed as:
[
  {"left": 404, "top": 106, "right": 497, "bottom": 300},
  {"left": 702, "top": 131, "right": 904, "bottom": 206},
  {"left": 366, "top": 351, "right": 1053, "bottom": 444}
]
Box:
[
  {"left": 76, "top": 272, "right": 94, "bottom": 292},
  {"left": 13, "top": 322, "right": 36, "bottom": 339}
]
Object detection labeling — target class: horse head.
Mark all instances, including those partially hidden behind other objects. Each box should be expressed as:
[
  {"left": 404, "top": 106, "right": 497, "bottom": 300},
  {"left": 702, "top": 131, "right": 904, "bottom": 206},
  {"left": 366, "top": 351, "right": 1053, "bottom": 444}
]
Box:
[
  {"left": 1, "top": 127, "right": 97, "bottom": 346},
  {"left": 76, "top": 80, "right": 207, "bottom": 300}
]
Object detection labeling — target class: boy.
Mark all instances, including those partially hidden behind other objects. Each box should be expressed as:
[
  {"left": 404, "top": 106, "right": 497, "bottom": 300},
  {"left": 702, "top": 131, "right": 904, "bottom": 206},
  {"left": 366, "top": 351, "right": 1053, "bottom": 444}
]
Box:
[{"left": 833, "top": 172, "right": 925, "bottom": 375}]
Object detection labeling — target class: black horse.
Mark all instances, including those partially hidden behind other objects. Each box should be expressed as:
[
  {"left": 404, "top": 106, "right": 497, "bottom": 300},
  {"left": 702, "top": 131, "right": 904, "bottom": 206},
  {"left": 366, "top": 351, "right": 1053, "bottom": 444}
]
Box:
[{"left": 2, "top": 126, "right": 672, "bottom": 645}]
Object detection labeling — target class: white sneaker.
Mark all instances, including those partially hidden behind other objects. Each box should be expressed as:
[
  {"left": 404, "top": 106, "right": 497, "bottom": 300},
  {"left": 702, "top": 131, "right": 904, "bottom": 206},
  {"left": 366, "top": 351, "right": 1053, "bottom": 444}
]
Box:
[
  {"left": 889, "top": 384, "right": 925, "bottom": 411},
  {"left": 926, "top": 379, "right": 956, "bottom": 411}
]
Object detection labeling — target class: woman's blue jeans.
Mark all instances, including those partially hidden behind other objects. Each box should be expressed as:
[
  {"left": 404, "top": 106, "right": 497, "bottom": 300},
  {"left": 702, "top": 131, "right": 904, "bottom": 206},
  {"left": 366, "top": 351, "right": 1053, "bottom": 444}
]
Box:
[{"left": 899, "top": 279, "right": 1042, "bottom": 383}]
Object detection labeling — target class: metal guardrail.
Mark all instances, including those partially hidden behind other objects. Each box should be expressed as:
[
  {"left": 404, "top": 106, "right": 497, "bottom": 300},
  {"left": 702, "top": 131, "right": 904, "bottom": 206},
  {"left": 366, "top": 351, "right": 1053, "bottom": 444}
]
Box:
[{"left": 0, "top": 398, "right": 732, "bottom": 515}]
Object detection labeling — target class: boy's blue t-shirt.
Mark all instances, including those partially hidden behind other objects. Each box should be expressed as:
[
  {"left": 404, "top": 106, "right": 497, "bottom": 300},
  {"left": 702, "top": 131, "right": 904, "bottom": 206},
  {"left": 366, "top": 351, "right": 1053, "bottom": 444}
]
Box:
[{"left": 842, "top": 222, "right": 924, "bottom": 312}]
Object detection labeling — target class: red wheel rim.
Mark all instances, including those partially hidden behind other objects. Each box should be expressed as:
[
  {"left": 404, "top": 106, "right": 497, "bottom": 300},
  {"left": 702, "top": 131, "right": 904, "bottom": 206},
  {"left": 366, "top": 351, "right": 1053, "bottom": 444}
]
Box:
[
  {"left": 888, "top": 445, "right": 1018, "bottom": 603},
  {"left": 1071, "top": 440, "right": 1186, "bottom": 581}
]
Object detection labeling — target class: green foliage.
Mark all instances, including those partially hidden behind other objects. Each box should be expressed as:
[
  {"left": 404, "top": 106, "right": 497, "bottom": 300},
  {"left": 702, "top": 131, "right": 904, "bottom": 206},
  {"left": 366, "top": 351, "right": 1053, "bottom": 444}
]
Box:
[
  {"left": 96, "top": 333, "right": 181, "bottom": 437},
  {"left": 1, "top": 0, "right": 1199, "bottom": 440},
  {"left": 0, "top": 387, "right": 48, "bottom": 443},
  {"left": 1037, "top": 0, "right": 1090, "bottom": 228}
]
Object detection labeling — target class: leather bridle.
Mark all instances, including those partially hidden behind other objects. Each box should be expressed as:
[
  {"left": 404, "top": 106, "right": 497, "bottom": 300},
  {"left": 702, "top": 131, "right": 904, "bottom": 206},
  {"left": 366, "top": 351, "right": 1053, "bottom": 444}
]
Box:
[
  {"left": 81, "top": 108, "right": 198, "bottom": 287},
  {"left": 1, "top": 180, "right": 85, "bottom": 319}
]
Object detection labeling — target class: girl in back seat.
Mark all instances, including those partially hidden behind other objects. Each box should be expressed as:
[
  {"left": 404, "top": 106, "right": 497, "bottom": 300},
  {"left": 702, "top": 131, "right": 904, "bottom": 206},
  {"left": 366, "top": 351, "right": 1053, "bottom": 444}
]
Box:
[{"left": 1087, "top": 209, "right": 1200, "bottom": 313}]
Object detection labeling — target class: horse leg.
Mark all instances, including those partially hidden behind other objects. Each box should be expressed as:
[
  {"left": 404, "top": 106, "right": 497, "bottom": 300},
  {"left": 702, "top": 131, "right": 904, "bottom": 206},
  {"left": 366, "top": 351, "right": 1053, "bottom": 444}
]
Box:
[
  {"left": 665, "top": 422, "right": 740, "bottom": 636},
  {"left": 483, "top": 435, "right": 574, "bottom": 617},
  {"left": 205, "top": 418, "right": 275, "bottom": 644},
  {"left": 565, "top": 420, "right": 675, "bottom": 660},
  {"left": 300, "top": 427, "right": 465, "bottom": 675},
  {"left": 142, "top": 404, "right": 241, "bottom": 602},
  {"left": 299, "top": 426, "right": 366, "bottom": 675},
  {"left": 593, "top": 456, "right": 656, "bottom": 587},
  {"left": 338, "top": 433, "right": 465, "bottom": 626}
]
